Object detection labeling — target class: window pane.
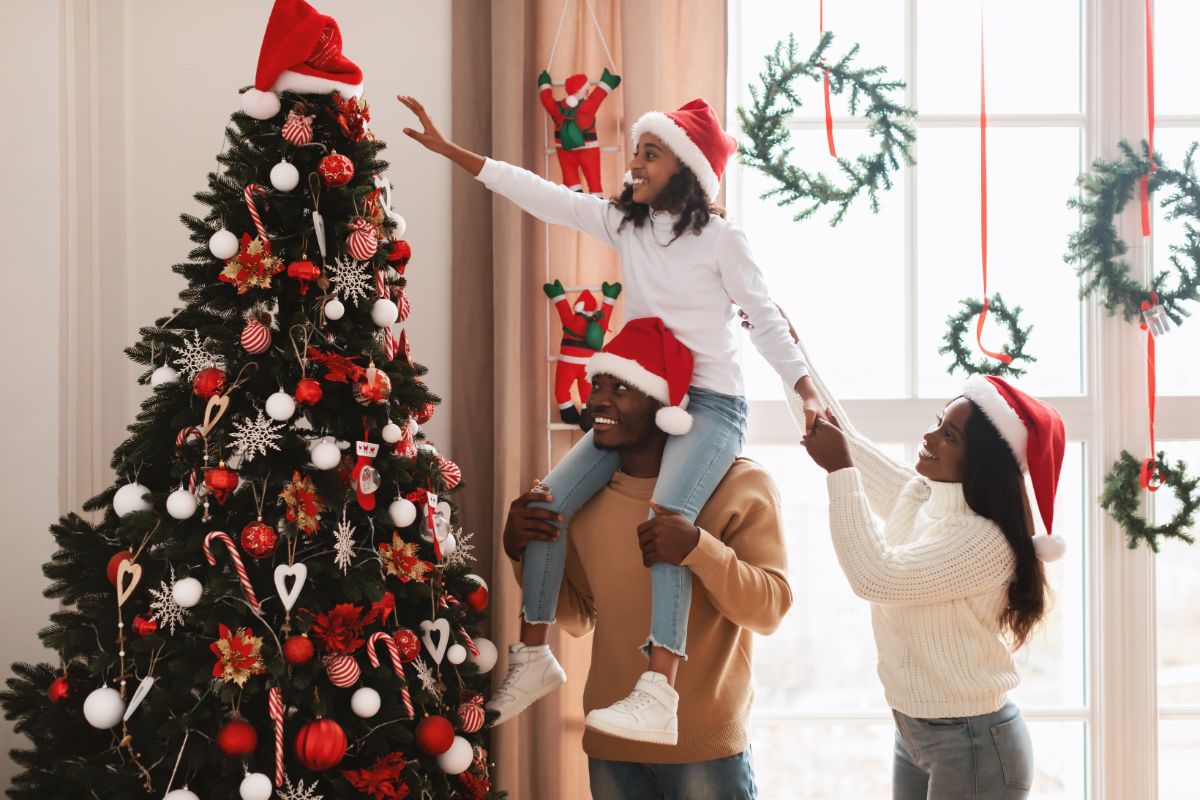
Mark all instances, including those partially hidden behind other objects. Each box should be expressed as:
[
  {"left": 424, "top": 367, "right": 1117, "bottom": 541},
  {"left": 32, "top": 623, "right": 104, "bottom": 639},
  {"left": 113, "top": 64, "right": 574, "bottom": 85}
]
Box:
[
  {"left": 1156, "top": 441, "right": 1200, "bottom": 706},
  {"left": 748, "top": 721, "right": 895, "bottom": 798},
  {"left": 1150, "top": 128, "right": 1200, "bottom": 396},
  {"left": 736, "top": 128, "right": 906, "bottom": 400},
  {"left": 1155, "top": 1, "right": 1200, "bottom": 115},
  {"left": 916, "top": 126, "right": 1084, "bottom": 397},
  {"left": 916, "top": 0, "right": 1081, "bottom": 115},
  {"left": 1159, "top": 720, "right": 1200, "bottom": 798},
  {"left": 1026, "top": 721, "right": 1090, "bottom": 799}
]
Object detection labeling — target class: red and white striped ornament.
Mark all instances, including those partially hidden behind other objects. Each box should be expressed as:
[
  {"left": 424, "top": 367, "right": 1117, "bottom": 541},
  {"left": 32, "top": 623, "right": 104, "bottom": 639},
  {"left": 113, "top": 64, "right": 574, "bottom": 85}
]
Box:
[
  {"left": 240, "top": 318, "right": 271, "bottom": 354},
  {"left": 281, "top": 108, "right": 315, "bottom": 146},
  {"left": 346, "top": 217, "right": 378, "bottom": 261},
  {"left": 176, "top": 426, "right": 203, "bottom": 448},
  {"left": 437, "top": 457, "right": 462, "bottom": 490},
  {"left": 458, "top": 694, "right": 485, "bottom": 734},
  {"left": 397, "top": 288, "right": 411, "bottom": 322},
  {"left": 203, "top": 531, "right": 261, "bottom": 614},
  {"left": 244, "top": 184, "right": 269, "bottom": 242},
  {"left": 366, "top": 631, "right": 414, "bottom": 717},
  {"left": 268, "top": 686, "right": 285, "bottom": 787},
  {"left": 323, "top": 654, "right": 361, "bottom": 688}
]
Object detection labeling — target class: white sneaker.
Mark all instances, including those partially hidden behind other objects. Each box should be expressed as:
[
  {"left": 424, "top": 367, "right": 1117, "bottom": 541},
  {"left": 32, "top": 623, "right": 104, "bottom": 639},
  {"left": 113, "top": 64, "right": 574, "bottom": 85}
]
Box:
[
  {"left": 584, "top": 671, "right": 679, "bottom": 745},
  {"left": 485, "top": 643, "right": 566, "bottom": 726}
]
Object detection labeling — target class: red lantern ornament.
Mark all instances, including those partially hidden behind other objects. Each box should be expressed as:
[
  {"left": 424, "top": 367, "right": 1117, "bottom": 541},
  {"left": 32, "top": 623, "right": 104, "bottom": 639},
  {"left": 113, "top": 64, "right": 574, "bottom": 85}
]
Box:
[
  {"left": 48, "top": 675, "right": 71, "bottom": 705},
  {"left": 286, "top": 260, "right": 321, "bottom": 295},
  {"left": 388, "top": 240, "right": 412, "bottom": 274},
  {"left": 294, "top": 718, "right": 348, "bottom": 771},
  {"left": 282, "top": 634, "right": 315, "bottom": 666},
  {"left": 204, "top": 461, "right": 238, "bottom": 505},
  {"left": 132, "top": 615, "right": 159, "bottom": 637},
  {"left": 352, "top": 366, "right": 391, "bottom": 406},
  {"left": 240, "top": 318, "right": 271, "bottom": 355},
  {"left": 216, "top": 717, "right": 258, "bottom": 758},
  {"left": 240, "top": 519, "right": 278, "bottom": 558},
  {"left": 193, "top": 367, "right": 227, "bottom": 400},
  {"left": 295, "top": 378, "right": 323, "bottom": 405},
  {"left": 394, "top": 628, "right": 420, "bottom": 663},
  {"left": 346, "top": 217, "right": 379, "bottom": 261},
  {"left": 415, "top": 715, "right": 455, "bottom": 756},
  {"left": 318, "top": 152, "right": 354, "bottom": 187},
  {"left": 106, "top": 550, "right": 133, "bottom": 585}
]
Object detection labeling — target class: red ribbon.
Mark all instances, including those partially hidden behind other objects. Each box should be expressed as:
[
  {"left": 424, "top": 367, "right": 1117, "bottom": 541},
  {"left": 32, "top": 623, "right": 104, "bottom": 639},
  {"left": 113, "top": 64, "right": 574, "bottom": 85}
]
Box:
[
  {"left": 977, "top": 17, "right": 1012, "bottom": 365},
  {"left": 1139, "top": 294, "right": 1161, "bottom": 491},
  {"left": 1139, "top": 0, "right": 1156, "bottom": 237},
  {"left": 820, "top": 0, "right": 837, "bottom": 157}
]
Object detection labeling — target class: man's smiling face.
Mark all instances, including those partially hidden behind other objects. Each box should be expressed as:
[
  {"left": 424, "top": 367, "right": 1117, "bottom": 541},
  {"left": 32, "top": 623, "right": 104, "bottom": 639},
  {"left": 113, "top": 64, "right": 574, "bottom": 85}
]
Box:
[{"left": 586, "top": 373, "right": 663, "bottom": 451}]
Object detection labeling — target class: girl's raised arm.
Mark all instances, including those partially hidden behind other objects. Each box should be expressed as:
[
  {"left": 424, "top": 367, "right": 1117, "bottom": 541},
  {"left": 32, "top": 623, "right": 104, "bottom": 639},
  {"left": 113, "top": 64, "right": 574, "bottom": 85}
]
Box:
[{"left": 398, "top": 95, "right": 485, "bottom": 177}]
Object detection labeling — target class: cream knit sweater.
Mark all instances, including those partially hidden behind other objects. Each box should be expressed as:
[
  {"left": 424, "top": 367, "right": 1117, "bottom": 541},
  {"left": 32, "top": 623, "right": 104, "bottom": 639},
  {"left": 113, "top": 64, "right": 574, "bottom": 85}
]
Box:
[{"left": 804, "top": 374, "right": 1020, "bottom": 718}]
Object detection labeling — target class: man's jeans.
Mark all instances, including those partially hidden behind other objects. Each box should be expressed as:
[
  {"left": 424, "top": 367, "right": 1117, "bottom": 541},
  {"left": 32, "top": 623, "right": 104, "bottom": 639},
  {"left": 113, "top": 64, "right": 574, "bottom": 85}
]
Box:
[{"left": 589, "top": 750, "right": 758, "bottom": 800}]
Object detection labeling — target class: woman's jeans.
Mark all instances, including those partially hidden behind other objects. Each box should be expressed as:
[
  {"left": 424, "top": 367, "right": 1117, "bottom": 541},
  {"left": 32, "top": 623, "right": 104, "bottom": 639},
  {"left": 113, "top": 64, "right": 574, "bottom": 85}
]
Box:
[
  {"left": 589, "top": 750, "right": 757, "bottom": 800},
  {"left": 521, "top": 387, "right": 748, "bottom": 656},
  {"left": 892, "top": 702, "right": 1034, "bottom": 799}
]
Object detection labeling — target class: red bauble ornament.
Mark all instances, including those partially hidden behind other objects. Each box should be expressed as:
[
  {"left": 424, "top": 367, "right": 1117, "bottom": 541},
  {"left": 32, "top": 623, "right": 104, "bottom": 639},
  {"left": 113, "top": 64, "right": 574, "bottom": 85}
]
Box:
[
  {"left": 295, "top": 378, "right": 323, "bottom": 405},
  {"left": 415, "top": 402, "right": 436, "bottom": 425},
  {"left": 394, "top": 628, "right": 420, "bottom": 663},
  {"left": 106, "top": 550, "right": 133, "bottom": 585},
  {"left": 132, "top": 615, "right": 159, "bottom": 637},
  {"left": 415, "top": 715, "right": 455, "bottom": 756},
  {"left": 193, "top": 367, "right": 227, "bottom": 399},
  {"left": 318, "top": 152, "right": 355, "bottom": 187},
  {"left": 240, "top": 519, "right": 278, "bottom": 558},
  {"left": 47, "top": 675, "right": 71, "bottom": 704},
  {"left": 388, "top": 240, "right": 412, "bottom": 273},
  {"left": 205, "top": 462, "right": 238, "bottom": 505},
  {"left": 216, "top": 717, "right": 258, "bottom": 758},
  {"left": 287, "top": 260, "right": 321, "bottom": 295},
  {"left": 465, "top": 583, "right": 489, "bottom": 613},
  {"left": 295, "top": 718, "right": 348, "bottom": 771},
  {"left": 282, "top": 635, "right": 315, "bottom": 666},
  {"left": 352, "top": 368, "right": 391, "bottom": 406}
]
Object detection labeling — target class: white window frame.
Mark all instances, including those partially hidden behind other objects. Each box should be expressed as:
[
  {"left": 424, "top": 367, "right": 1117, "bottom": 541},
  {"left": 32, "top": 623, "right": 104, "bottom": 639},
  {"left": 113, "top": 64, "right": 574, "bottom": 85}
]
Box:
[{"left": 726, "top": 1, "right": 1200, "bottom": 797}]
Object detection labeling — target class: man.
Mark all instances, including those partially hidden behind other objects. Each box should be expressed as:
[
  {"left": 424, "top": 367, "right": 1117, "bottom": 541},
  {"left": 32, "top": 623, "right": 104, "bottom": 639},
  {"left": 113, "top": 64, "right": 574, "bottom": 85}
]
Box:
[{"left": 497, "top": 333, "right": 793, "bottom": 798}]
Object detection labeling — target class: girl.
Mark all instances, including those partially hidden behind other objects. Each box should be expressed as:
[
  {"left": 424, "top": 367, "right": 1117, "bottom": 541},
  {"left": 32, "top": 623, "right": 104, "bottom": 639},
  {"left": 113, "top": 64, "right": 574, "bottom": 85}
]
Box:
[
  {"left": 797, "top": 350, "right": 1065, "bottom": 799},
  {"left": 398, "top": 94, "right": 824, "bottom": 745}
]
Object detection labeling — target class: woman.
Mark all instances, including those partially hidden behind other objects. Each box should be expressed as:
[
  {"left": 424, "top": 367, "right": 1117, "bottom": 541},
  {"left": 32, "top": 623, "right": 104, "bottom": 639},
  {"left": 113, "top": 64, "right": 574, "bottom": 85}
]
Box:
[{"left": 797, "top": 364, "right": 1065, "bottom": 799}]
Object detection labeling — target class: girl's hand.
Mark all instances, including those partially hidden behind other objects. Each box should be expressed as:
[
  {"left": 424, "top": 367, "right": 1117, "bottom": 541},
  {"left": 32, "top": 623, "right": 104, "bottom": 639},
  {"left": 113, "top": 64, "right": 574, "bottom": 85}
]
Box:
[
  {"left": 794, "top": 375, "right": 828, "bottom": 433},
  {"left": 802, "top": 411, "right": 854, "bottom": 473},
  {"left": 397, "top": 95, "right": 450, "bottom": 154}
]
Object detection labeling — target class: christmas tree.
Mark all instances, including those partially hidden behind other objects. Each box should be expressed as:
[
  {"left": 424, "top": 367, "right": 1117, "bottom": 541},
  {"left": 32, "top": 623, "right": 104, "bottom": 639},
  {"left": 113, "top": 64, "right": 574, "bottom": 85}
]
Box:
[{"left": 0, "top": 2, "right": 500, "bottom": 798}]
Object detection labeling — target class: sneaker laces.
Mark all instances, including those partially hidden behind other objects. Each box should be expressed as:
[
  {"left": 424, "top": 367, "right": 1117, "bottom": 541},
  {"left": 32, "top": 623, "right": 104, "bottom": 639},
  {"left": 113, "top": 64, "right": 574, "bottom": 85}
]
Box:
[
  {"left": 491, "top": 660, "right": 531, "bottom": 702},
  {"left": 610, "top": 689, "right": 656, "bottom": 715}
]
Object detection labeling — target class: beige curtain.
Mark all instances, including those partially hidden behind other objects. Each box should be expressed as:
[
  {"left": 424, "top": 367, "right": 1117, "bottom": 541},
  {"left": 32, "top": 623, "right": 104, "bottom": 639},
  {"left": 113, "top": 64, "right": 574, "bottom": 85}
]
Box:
[{"left": 451, "top": 2, "right": 727, "bottom": 796}]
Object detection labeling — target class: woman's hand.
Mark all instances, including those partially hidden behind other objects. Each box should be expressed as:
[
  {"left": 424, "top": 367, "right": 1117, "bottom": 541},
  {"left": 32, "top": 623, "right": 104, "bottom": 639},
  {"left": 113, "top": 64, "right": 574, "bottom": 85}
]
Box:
[
  {"left": 802, "top": 410, "right": 854, "bottom": 473},
  {"left": 397, "top": 95, "right": 450, "bottom": 154},
  {"left": 502, "top": 481, "right": 563, "bottom": 561}
]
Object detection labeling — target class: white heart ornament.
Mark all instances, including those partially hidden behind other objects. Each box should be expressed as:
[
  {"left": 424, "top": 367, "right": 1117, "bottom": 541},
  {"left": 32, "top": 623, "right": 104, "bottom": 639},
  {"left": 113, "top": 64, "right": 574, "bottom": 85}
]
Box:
[
  {"left": 419, "top": 618, "right": 451, "bottom": 664},
  {"left": 273, "top": 563, "right": 308, "bottom": 612},
  {"left": 115, "top": 560, "right": 142, "bottom": 607}
]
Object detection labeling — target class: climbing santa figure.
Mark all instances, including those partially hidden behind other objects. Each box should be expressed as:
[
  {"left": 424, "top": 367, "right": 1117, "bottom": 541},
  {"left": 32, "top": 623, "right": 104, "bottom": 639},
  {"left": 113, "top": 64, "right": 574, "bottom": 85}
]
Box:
[
  {"left": 538, "top": 68, "right": 621, "bottom": 193},
  {"left": 544, "top": 279, "right": 621, "bottom": 428}
]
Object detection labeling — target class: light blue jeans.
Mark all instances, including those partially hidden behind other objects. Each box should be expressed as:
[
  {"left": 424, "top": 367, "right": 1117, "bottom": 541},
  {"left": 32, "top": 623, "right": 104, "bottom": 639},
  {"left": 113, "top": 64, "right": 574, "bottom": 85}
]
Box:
[
  {"left": 522, "top": 387, "right": 748, "bottom": 656},
  {"left": 892, "top": 702, "right": 1034, "bottom": 799},
  {"left": 589, "top": 750, "right": 758, "bottom": 799}
]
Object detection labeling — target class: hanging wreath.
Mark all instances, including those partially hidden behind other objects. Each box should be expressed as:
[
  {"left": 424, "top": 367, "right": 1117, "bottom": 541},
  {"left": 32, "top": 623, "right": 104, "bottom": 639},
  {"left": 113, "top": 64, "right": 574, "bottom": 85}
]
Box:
[
  {"left": 738, "top": 32, "right": 916, "bottom": 226},
  {"left": 938, "top": 294, "right": 1036, "bottom": 378},
  {"left": 1065, "top": 140, "right": 1200, "bottom": 323},
  {"left": 1099, "top": 450, "right": 1200, "bottom": 552}
]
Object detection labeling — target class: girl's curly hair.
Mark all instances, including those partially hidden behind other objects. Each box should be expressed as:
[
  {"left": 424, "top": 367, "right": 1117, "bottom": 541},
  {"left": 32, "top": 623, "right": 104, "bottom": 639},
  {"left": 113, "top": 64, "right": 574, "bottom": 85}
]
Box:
[{"left": 609, "top": 165, "right": 725, "bottom": 243}]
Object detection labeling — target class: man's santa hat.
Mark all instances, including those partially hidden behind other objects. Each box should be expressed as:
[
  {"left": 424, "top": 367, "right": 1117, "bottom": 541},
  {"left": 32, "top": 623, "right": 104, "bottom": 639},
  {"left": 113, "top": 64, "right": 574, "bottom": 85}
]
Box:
[
  {"left": 961, "top": 375, "right": 1067, "bottom": 562},
  {"left": 241, "top": 0, "right": 364, "bottom": 120},
  {"left": 630, "top": 99, "right": 738, "bottom": 200},
  {"left": 586, "top": 317, "right": 694, "bottom": 435}
]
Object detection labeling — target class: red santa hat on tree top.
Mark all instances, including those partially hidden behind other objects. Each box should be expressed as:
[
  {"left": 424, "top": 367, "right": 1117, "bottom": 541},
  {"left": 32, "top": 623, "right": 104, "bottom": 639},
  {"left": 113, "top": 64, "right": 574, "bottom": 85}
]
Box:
[
  {"left": 241, "top": 0, "right": 364, "bottom": 121},
  {"left": 564, "top": 74, "right": 589, "bottom": 108},
  {"left": 630, "top": 98, "right": 738, "bottom": 201},
  {"left": 961, "top": 375, "right": 1067, "bottom": 562},
  {"left": 586, "top": 317, "right": 695, "bottom": 436}
]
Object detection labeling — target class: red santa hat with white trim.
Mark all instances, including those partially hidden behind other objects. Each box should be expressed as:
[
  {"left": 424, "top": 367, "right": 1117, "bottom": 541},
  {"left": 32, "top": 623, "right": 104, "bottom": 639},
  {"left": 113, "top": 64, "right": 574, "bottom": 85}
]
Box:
[
  {"left": 961, "top": 375, "right": 1067, "bottom": 561},
  {"left": 630, "top": 99, "right": 738, "bottom": 201},
  {"left": 586, "top": 317, "right": 695, "bottom": 436},
  {"left": 241, "top": 0, "right": 364, "bottom": 120}
]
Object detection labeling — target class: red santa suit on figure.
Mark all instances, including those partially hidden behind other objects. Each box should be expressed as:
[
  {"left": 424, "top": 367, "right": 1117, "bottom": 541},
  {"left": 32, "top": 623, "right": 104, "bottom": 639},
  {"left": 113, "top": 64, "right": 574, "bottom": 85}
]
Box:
[
  {"left": 544, "top": 279, "right": 622, "bottom": 427},
  {"left": 538, "top": 68, "right": 621, "bottom": 194}
]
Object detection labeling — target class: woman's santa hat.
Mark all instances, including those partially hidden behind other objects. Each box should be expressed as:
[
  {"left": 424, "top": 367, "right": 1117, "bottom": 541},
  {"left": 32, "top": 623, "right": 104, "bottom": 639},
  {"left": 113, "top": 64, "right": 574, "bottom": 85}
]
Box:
[
  {"left": 241, "top": 0, "right": 364, "bottom": 120},
  {"left": 961, "top": 375, "right": 1067, "bottom": 562},
  {"left": 586, "top": 317, "right": 695, "bottom": 435},
  {"left": 630, "top": 99, "right": 738, "bottom": 201}
]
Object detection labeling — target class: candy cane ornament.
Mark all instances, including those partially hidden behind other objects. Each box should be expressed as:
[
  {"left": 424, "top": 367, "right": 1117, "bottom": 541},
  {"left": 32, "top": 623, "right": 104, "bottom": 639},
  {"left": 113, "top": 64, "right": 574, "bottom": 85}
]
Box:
[
  {"left": 366, "top": 631, "right": 415, "bottom": 717},
  {"left": 375, "top": 269, "right": 399, "bottom": 360},
  {"left": 203, "top": 531, "right": 262, "bottom": 613},
  {"left": 244, "top": 183, "right": 269, "bottom": 242},
  {"left": 268, "top": 686, "right": 284, "bottom": 787}
]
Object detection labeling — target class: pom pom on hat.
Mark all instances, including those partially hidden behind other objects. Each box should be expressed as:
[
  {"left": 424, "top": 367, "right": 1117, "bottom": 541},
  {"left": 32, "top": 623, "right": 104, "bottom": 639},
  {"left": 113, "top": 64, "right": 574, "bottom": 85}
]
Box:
[
  {"left": 1032, "top": 532, "right": 1066, "bottom": 562},
  {"left": 655, "top": 405, "right": 694, "bottom": 436},
  {"left": 241, "top": 88, "right": 282, "bottom": 120}
]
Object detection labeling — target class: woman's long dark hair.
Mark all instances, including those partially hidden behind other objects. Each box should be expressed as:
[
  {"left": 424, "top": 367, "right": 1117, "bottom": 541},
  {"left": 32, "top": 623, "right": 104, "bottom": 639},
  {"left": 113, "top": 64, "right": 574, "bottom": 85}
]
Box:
[
  {"left": 960, "top": 400, "right": 1049, "bottom": 650},
  {"left": 609, "top": 165, "right": 724, "bottom": 243}
]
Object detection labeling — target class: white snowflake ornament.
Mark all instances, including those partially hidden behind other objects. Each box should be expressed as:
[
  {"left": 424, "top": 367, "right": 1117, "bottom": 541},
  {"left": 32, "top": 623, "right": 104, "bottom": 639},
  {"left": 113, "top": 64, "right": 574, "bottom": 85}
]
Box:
[
  {"left": 441, "top": 529, "right": 477, "bottom": 570},
  {"left": 333, "top": 514, "right": 356, "bottom": 574},
  {"left": 327, "top": 257, "right": 374, "bottom": 305},
  {"left": 412, "top": 657, "right": 443, "bottom": 702},
  {"left": 171, "top": 331, "right": 219, "bottom": 381},
  {"left": 278, "top": 775, "right": 323, "bottom": 800},
  {"left": 231, "top": 410, "right": 286, "bottom": 462},
  {"left": 148, "top": 566, "right": 189, "bottom": 635}
]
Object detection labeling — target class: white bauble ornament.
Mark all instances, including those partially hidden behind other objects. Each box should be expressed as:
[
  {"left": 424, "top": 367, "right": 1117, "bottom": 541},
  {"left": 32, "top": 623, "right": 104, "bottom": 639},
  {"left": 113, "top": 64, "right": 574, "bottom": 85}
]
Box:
[
  {"left": 408, "top": 419, "right": 420, "bottom": 437},
  {"left": 439, "top": 532, "right": 458, "bottom": 557},
  {"left": 164, "top": 790, "right": 201, "bottom": 800},
  {"left": 113, "top": 482, "right": 151, "bottom": 517},
  {"left": 446, "top": 644, "right": 467, "bottom": 665},
  {"left": 351, "top": 686, "right": 382, "bottom": 718},
  {"left": 172, "top": 576, "right": 204, "bottom": 608},
  {"left": 241, "top": 88, "right": 280, "bottom": 120},
  {"left": 269, "top": 160, "right": 300, "bottom": 192},
  {"left": 209, "top": 228, "right": 240, "bottom": 260},
  {"left": 437, "top": 736, "right": 474, "bottom": 775},
  {"left": 166, "top": 488, "right": 198, "bottom": 520},
  {"left": 265, "top": 391, "right": 297, "bottom": 421},
  {"left": 151, "top": 365, "right": 179, "bottom": 386},
  {"left": 239, "top": 772, "right": 273, "bottom": 800},
  {"left": 323, "top": 298, "right": 345, "bottom": 321},
  {"left": 388, "top": 498, "right": 417, "bottom": 528},
  {"left": 391, "top": 213, "right": 407, "bottom": 239},
  {"left": 311, "top": 439, "right": 341, "bottom": 470},
  {"left": 381, "top": 422, "right": 402, "bottom": 443},
  {"left": 370, "top": 298, "right": 399, "bottom": 327},
  {"left": 468, "top": 637, "right": 497, "bottom": 673},
  {"left": 83, "top": 687, "right": 125, "bottom": 729}
]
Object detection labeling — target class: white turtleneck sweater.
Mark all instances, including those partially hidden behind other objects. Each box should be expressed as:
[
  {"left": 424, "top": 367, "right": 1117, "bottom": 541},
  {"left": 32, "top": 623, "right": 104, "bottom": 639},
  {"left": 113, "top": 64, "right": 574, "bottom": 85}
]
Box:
[{"left": 475, "top": 158, "right": 810, "bottom": 395}]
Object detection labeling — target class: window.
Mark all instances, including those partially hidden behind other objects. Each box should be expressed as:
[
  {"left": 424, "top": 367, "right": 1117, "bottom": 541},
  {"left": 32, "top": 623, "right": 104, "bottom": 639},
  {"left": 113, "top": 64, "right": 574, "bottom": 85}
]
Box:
[{"left": 728, "top": 1, "right": 1200, "bottom": 797}]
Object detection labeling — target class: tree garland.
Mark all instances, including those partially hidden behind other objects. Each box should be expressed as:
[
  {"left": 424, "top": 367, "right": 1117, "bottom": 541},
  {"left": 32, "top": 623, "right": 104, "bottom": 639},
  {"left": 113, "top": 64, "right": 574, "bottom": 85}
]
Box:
[
  {"left": 1099, "top": 451, "right": 1200, "bottom": 552},
  {"left": 738, "top": 32, "right": 916, "bottom": 226},
  {"left": 938, "top": 294, "right": 1036, "bottom": 378}
]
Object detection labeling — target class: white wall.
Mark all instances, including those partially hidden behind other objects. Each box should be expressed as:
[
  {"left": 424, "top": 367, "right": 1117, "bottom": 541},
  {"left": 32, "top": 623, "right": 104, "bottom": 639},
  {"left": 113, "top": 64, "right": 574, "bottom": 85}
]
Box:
[{"left": 0, "top": 0, "right": 453, "bottom": 786}]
